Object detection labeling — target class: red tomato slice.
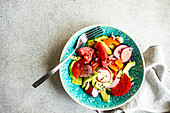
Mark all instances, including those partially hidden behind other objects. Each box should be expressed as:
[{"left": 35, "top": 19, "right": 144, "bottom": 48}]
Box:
[
  {"left": 72, "top": 59, "right": 86, "bottom": 79},
  {"left": 110, "top": 73, "right": 131, "bottom": 96},
  {"left": 94, "top": 42, "right": 108, "bottom": 61},
  {"left": 76, "top": 47, "right": 94, "bottom": 63}
]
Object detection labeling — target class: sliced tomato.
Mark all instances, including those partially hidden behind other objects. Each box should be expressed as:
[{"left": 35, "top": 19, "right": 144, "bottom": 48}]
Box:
[
  {"left": 72, "top": 59, "right": 86, "bottom": 79},
  {"left": 94, "top": 42, "right": 108, "bottom": 61},
  {"left": 76, "top": 47, "right": 94, "bottom": 63},
  {"left": 110, "top": 73, "right": 131, "bottom": 96}
]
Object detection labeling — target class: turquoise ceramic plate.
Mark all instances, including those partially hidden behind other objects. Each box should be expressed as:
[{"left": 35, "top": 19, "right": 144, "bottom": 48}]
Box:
[{"left": 59, "top": 25, "right": 145, "bottom": 110}]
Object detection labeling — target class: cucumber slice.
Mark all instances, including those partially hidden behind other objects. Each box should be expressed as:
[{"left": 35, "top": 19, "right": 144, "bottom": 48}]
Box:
[{"left": 123, "top": 61, "right": 135, "bottom": 77}]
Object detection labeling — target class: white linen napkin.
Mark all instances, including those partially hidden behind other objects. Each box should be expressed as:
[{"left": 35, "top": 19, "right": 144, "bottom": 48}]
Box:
[{"left": 99, "top": 45, "right": 170, "bottom": 113}]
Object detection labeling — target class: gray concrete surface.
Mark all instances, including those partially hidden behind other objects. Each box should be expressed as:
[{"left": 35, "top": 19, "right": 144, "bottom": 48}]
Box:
[{"left": 1, "top": 0, "right": 170, "bottom": 113}]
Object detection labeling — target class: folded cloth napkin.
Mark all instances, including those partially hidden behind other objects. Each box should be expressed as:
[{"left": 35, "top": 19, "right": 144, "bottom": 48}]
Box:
[{"left": 98, "top": 45, "right": 170, "bottom": 113}]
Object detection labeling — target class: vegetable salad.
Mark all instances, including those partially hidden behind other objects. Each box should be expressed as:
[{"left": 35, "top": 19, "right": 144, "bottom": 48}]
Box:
[{"left": 69, "top": 35, "right": 135, "bottom": 102}]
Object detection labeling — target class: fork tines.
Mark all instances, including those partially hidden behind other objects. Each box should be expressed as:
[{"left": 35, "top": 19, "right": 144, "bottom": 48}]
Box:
[{"left": 85, "top": 26, "right": 103, "bottom": 39}]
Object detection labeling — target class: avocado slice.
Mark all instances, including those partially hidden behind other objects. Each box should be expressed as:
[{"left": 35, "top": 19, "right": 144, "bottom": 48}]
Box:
[
  {"left": 99, "top": 41, "right": 112, "bottom": 55},
  {"left": 86, "top": 39, "right": 96, "bottom": 47},
  {"left": 94, "top": 36, "right": 109, "bottom": 42},
  {"left": 72, "top": 78, "right": 82, "bottom": 85},
  {"left": 100, "top": 89, "right": 110, "bottom": 102}
]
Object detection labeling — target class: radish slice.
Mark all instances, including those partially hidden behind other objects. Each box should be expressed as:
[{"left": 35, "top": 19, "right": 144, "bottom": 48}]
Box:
[
  {"left": 97, "top": 68, "right": 111, "bottom": 83},
  {"left": 107, "top": 78, "right": 120, "bottom": 88},
  {"left": 121, "top": 47, "right": 133, "bottom": 63},
  {"left": 80, "top": 64, "right": 94, "bottom": 77},
  {"left": 113, "top": 45, "right": 128, "bottom": 60}
]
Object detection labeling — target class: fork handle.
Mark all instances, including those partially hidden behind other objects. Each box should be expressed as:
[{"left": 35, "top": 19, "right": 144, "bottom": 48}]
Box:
[{"left": 32, "top": 49, "right": 76, "bottom": 88}]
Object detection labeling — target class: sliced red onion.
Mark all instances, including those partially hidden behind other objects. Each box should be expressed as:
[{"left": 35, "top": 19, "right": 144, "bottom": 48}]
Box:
[
  {"left": 79, "top": 64, "right": 94, "bottom": 77},
  {"left": 107, "top": 78, "right": 120, "bottom": 88}
]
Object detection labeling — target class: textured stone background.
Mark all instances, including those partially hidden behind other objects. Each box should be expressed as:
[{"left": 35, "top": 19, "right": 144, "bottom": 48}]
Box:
[{"left": 1, "top": 0, "right": 170, "bottom": 113}]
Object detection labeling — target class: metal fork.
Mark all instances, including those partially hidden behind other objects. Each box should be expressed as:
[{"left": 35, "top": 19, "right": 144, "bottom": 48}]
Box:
[{"left": 32, "top": 26, "right": 103, "bottom": 88}]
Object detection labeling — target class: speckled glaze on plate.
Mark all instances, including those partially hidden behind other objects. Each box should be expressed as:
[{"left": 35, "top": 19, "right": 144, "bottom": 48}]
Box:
[{"left": 59, "top": 25, "right": 145, "bottom": 110}]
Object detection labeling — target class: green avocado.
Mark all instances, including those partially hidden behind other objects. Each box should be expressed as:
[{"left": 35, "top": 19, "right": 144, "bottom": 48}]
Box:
[
  {"left": 99, "top": 41, "right": 112, "bottom": 55},
  {"left": 94, "top": 36, "right": 109, "bottom": 42},
  {"left": 100, "top": 89, "right": 110, "bottom": 102},
  {"left": 72, "top": 78, "right": 82, "bottom": 85}
]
